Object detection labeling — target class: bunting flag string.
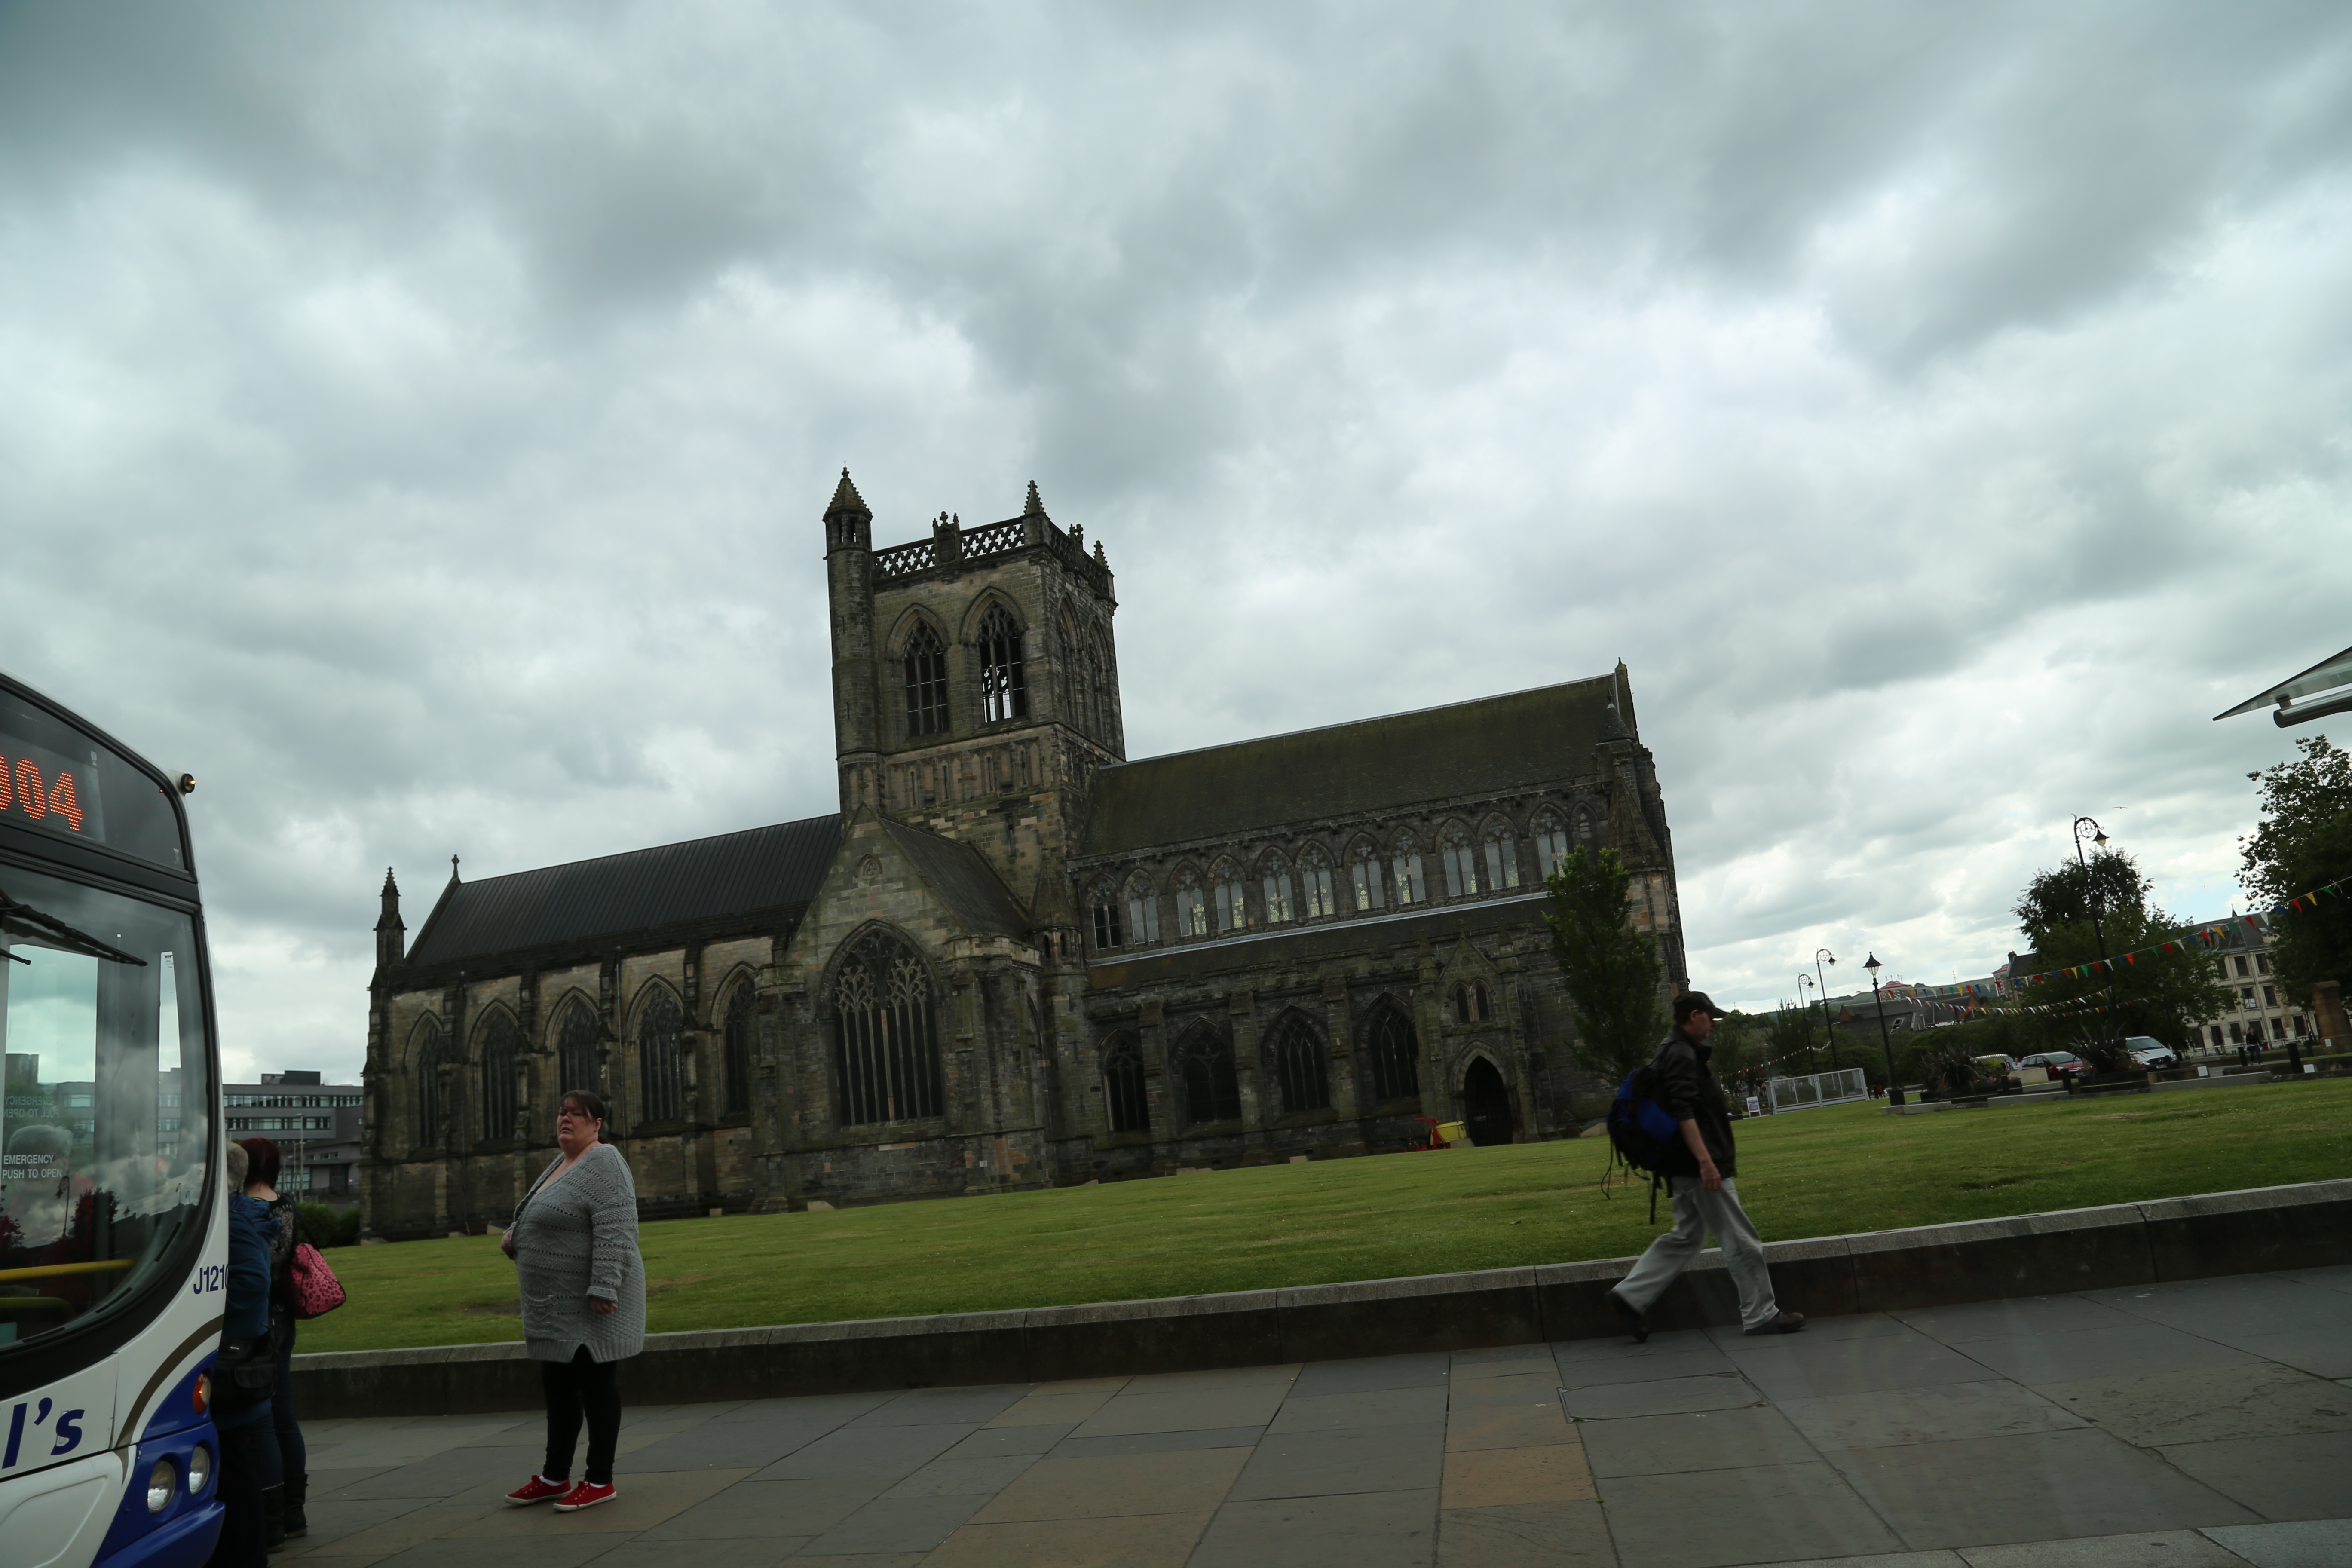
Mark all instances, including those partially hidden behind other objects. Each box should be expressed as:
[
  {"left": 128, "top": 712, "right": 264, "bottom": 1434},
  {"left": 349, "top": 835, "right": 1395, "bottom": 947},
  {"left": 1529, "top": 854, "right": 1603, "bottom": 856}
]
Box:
[{"left": 2003, "top": 871, "right": 2352, "bottom": 992}]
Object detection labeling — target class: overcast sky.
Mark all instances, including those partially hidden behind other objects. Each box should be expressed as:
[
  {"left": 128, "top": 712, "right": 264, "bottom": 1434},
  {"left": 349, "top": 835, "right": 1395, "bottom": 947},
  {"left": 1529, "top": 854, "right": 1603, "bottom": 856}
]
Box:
[{"left": 5, "top": 3, "right": 2349, "bottom": 1084}]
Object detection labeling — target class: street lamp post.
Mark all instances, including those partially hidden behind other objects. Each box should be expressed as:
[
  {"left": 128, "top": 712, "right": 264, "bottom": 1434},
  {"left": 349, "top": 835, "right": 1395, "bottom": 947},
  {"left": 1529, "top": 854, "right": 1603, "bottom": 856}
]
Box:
[
  {"left": 1814, "top": 949, "right": 1838, "bottom": 1072},
  {"left": 2072, "top": 816, "right": 2123, "bottom": 1043},
  {"left": 1865, "top": 952, "right": 1902, "bottom": 1106},
  {"left": 1797, "top": 974, "right": 1819, "bottom": 1075}
]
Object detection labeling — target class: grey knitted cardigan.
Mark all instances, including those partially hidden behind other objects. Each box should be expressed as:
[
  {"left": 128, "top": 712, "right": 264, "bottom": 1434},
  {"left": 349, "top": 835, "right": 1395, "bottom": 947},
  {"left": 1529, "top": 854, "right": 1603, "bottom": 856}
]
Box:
[{"left": 510, "top": 1142, "right": 646, "bottom": 1364}]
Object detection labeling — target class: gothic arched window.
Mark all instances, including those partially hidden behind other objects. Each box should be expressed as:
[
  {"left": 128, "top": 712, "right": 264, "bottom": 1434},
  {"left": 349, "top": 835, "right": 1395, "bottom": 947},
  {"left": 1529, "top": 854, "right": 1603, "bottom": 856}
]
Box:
[
  {"left": 1300, "top": 847, "right": 1337, "bottom": 919},
  {"left": 1125, "top": 873, "right": 1161, "bottom": 946},
  {"left": 1351, "top": 842, "right": 1384, "bottom": 912},
  {"left": 1102, "top": 1033, "right": 1149, "bottom": 1133},
  {"left": 554, "top": 998, "right": 601, "bottom": 1099},
  {"left": 411, "top": 1017, "right": 447, "bottom": 1148},
  {"left": 1363, "top": 998, "right": 1419, "bottom": 1103},
  {"left": 1211, "top": 861, "right": 1247, "bottom": 934},
  {"left": 1173, "top": 1023, "right": 1242, "bottom": 1127},
  {"left": 903, "top": 621, "right": 949, "bottom": 738},
  {"left": 1267, "top": 1011, "right": 1330, "bottom": 1115},
  {"left": 831, "top": 930, "right": 943, "bottom": 1125},
  {"left": 1452, "top": 980, "right": 1492, "bottom": 1024},
  {"left": 1391, "top": 834, "right": 1427, "bottom": 905},
  {"left": 1442, "top": 826, "right": 1479, "bottom": 899},
  {"left": 1176, "top": 869, "right": 1209, "bottom": 937},
  {"left": 1484, "top": 822, "right": 1522, "bottom": 891},
  {"left": 1090, "top": 881, "right": 1126, "bottom": 950},
  {"left": 979, "top": 605, "right": 1028, "bottom": 723},
  {"left": 722, "top": 981, "right": 756, "bottom": 1116},
  {"left": 1260, "top": 853, "right": 1294, "bottom": 925},
  {"left": 476, "top": 1010, "right": 519, "bottom": 1143},
  {"left": 638, "top": 987, "right": 687, "bottom": 1124},
  {"left": 1534, "top": 812, "right": 1571, "bottom": 874}
]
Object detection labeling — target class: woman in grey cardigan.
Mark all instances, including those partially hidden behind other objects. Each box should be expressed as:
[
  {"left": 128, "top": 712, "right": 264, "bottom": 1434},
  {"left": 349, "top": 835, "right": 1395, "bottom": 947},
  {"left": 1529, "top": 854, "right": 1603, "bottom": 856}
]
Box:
[{"left": 498, "top": 1089, "right": 646, "bottom": 1513}]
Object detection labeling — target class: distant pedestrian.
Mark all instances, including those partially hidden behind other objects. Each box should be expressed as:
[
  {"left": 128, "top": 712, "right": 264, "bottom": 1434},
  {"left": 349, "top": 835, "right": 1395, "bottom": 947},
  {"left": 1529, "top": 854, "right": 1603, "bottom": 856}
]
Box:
[
  {"left": 236, "top": 1138, "right": 307, "bottom": 1546},
  {"left": 1608, "top": 992, "right": 1806, "bottom": 1341},
  {"left": 501, "top": 1090, "right": 646, "bottom": 1515},
  {"left": 208, "top": 1141, "right": 277, "bottom": 1568}
]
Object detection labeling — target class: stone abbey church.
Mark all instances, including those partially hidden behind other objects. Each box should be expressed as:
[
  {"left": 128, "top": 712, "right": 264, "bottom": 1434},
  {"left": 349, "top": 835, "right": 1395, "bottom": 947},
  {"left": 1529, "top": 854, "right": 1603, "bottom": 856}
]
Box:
[{"left": 359, "top": 475, "right": 1689, "bottom": 1237}]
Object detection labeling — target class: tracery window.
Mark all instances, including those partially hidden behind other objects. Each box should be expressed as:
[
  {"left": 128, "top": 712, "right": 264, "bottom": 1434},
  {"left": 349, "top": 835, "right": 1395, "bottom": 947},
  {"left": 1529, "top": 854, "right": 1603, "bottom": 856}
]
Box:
[
  {"left": 979, "top": 605, "right": 1028, "bottom": 723},
  {"left": 831, "top": 930, "right": 943, "bottom": 1125},
  {"left": 1090, "top": 881, "right": 1125, "bottom": 950},
  {"left": 1391, "top": 835, "right": 1427, "bottom": 905},
  {"left": 476, "top": 1010, "right": 519, "bottom": 1142},
  {"left": 1176, "top": 870, "right": 1210, "bottom": 937},
  {"left": 1442, "top": 827, "right": 1479, "bottom": 899},
  {"left": 1126, "top": 873, "right": 1161, "bottom": 946},
  {"left": 1484, "top": 824, "right": 1522, "bottom": 891},
  {"left": 1261, "top": 854, "right": 1295, "bottom": 925},
  {"left": 1173, "top": 1023, "right": 1242, "bottom": 1127},
  {"left": 1452, "top": 980, "right": 1492, "bottom": 1024},
  {"left": 1534, "top": 813, "right": 1571, "bottom": 874},
  {"left": 1363, "top": 998, "right": 1419, "bottom": 1103},
  {"left": 1301, "top": 848, "right": 1338, "bottom": 919},
  {"left": 554, "top": 998, "right": 601, "bottom": 1097},
  {"left": 1212, "top": 862, "right": 1247, "bottom": 934},
  {"left": 903, "top": 621, "right": 949, "bottom": 738},
  {"left": 1267, "top": 1011, "right": 1331, "bottom": 1115},
  {"left": 411, "top": 1017, "right": 447, "bottom": 1148},
  {"left": 639, "top": 987, "right": 687, "bottom": 1124},
  {"left": 1351, "top": 843, "right": 1384, "bottom": 911},
  {"left": 1102, "top": 1033, "right": 1149, "bottom": 1134},
  {"left": 722, "top": 981, "right": 755, "bottom": 1116}
]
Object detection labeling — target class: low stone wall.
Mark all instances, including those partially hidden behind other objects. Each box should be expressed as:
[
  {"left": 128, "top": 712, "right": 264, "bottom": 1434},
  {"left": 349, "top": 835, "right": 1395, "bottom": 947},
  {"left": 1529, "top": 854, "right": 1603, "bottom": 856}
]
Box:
[{"left": 295, "top": 1177, "right": 2352, "bottom": 1418}]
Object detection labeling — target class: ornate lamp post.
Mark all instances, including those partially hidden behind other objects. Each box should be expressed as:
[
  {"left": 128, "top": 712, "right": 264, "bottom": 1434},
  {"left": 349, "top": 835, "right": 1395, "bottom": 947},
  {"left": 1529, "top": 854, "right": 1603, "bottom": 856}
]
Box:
[
  {"left": 1865, "top": 952, "right": 1902, "bottom": 1106},
  {"left": 1797, "top": 973, "right": 1820, "bottom": 1075},
  {"left": 1815, "top": 949, "right": 1838, "bottom": 1072},
  {"left": 2072, "top": 817, "right": 2121, "bottom": 1025}
]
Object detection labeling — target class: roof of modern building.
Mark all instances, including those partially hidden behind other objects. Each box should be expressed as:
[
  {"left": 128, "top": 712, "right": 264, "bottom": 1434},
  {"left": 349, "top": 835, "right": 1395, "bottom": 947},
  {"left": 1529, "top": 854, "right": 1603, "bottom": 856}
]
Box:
[
  {"left": 406, "top": 813, "right": 841, "bottom": 968},
  {"left": 1081, "top": 673, "right": 1633, "bottom": 858}
]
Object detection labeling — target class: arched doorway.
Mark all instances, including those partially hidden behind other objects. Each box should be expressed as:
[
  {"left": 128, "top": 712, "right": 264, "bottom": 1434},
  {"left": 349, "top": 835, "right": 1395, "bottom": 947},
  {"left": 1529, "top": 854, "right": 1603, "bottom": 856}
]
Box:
[{"left": 1461, "top": 1058, "right": 1514, "bottom": 1146}]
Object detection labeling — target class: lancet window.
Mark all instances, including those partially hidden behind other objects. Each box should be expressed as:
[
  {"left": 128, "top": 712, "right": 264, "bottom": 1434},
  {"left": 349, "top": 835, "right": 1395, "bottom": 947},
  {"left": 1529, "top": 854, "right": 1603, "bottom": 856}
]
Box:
[
  {"left": 1126, "top": 873, "right": 1161, "bottom": 946},
  {"left": 554, "top": 998, "right": 601, "bottom": 1098},
  {"left": 1261, "top": 854, "right": 1295, "bottom": 925},
  {"left": 1484, "top": 823, "right": 1522, "bottom": 891},
  {"left": 1351, "top": 843, "right": 1384, "bottom": 912},
  {"left": 1301, "top": 848, "right": 1338, "bottom": 919},
  {"left": 1173, "top": 1023, "right": 1242, "bottom": 1127},
  {"left": 1176, "top": 870, "right": 1210, "bottom": 937},
  {"left": 1363, "top": 998, "right": 1420, "bottom": 1103},
  {"left": 1212, "top": 862, "right": 1247, "bottom": 934},
  {"left": 1267, "top": 1011, "right": 1331, "bottom": 1115},
  {"left": 1452, "top": 980, "right": 1493, "bottom": 1024},
  {"left": 722, "top": 981, "right": 755, "bottom": 1116},
  {"left": 831, "top": 930, "right": 943, "bottom": 1125},
  {"left": 903, "top": 621, "right": 949, "bottom": 738},
  {"left": 411, "top": 1018, "right": 447, "bottom": 1148},
  {"left": 1534, "top": 813, "right": 1571, "bottom": 874},
  {"left": 476, "top": 1010, "right": 519, "bottom": 1142},
  {"left": 1442, "top": 827, "right": 1479, "bottom": 899},
  {"left": 638, "top": 987, "right": 687, "bottom": 1124},
  {"left": 1090, "top": 881, "right": 1125, "bottom": 950},
  {"left": 979, "top": 606, "right": 1028, "bottom": 723},
  {"left": 1101, "top": 1034, "right": 1149, "bottom": 1134},
  {"left": 1391, "top": 835, "right": 1427, "bottom": 905}
]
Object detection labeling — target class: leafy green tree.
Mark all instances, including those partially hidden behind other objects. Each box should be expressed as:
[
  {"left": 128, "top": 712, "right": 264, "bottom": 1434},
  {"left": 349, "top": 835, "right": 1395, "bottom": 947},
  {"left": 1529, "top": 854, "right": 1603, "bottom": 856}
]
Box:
[
  {"left": 1712, "top": 1011, "right": 1762, "bottom": 1092},
  {"left": 2239, "top": 735, "right": 2352, "bottom": 999},
  {"left": 1544, "top": 846, "right": 1666, "bottom": 1084},
  {"left": 1767, "top": 1002, "right": 1817, "bottom": 1075},
  {"left": 2011, "top": 848, "right": 2230, "bottom": 1067}
]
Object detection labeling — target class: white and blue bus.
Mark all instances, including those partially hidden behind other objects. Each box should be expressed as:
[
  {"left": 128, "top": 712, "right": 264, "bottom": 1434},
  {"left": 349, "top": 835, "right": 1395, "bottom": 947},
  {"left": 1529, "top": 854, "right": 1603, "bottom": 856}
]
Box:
[{"left": 0, "top": 674, "right": 225, "bottom": 1568}]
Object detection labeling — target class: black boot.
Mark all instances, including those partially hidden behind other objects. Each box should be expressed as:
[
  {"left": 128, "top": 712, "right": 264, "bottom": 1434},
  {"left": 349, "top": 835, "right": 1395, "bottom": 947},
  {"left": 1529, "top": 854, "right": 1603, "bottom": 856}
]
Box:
[
  {"left": 262, "top": 1483, "right": 287, "bottom": 1553},
  {"left": 283, "top": 1476, "right": 308, "bottom": 1539}
]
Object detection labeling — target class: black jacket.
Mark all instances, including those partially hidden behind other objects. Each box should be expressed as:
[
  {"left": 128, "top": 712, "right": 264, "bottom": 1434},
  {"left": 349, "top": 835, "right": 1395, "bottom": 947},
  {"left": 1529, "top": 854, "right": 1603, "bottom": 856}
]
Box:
[{"left": 1653, "top": 1028, "right": 1736, "bottom": 1178}]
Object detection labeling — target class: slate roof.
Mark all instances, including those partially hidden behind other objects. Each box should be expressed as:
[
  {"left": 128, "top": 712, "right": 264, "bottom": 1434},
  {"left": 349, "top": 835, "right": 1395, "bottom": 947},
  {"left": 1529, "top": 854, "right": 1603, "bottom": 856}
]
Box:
[
  {"left": 1081, "top": 675, "right": 1629, "bottom": 857},
  {"left": 405, "top": 814, "right": 841, "bottom": 968},
  {"left": 882, "top": 821, "right": 1032, "bottom": 938}
]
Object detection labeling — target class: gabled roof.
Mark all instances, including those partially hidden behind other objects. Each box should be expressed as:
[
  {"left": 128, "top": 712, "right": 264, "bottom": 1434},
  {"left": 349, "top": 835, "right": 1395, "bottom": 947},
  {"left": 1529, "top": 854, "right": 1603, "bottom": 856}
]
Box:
[
  {"left": 1081, "top": 675, "right": 1629, "bottom": 858},
  {"left": 406, "top": 814, "right": 841, "bottom": 968},
  {"left": 881, "top": 820, "right": 1032, "bottom": 938}
]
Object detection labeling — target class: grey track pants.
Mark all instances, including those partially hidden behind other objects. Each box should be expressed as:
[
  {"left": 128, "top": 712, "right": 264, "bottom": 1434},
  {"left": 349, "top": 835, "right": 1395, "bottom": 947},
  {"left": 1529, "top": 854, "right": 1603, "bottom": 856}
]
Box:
[{"left": 1611, "top": 1175, "right": 1780, "bottom": 1331}]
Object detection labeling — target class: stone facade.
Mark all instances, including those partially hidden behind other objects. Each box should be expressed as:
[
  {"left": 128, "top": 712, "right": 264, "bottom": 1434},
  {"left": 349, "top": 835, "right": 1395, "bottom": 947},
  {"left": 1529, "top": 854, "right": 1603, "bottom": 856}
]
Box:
[{"left": 358, "top": 475, "right": 1687, "bottom": 1238}]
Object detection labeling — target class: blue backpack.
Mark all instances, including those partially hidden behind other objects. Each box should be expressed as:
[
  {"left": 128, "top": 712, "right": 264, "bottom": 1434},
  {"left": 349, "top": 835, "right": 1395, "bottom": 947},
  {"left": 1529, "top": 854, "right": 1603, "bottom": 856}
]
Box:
[{"left": 1605, "top": 1063, "right": 1681, "bottom": 1219}]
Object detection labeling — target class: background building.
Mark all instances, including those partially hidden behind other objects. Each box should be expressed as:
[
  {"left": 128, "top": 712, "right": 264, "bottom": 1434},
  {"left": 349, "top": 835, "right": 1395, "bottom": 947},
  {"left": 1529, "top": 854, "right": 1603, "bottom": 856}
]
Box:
[
  {"left": 358, "top": 477, "right": 1687, "bottom": 1237},
  {"left": 224, "top": 1069, "right": 363, "bottom": 1203}
]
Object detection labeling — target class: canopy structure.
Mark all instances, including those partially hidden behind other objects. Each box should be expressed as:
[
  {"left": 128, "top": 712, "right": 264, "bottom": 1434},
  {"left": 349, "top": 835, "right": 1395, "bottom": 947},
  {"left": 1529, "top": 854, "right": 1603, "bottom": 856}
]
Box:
[{"left": 2214, "top": 644, "right": 2352, "bottom": 728}]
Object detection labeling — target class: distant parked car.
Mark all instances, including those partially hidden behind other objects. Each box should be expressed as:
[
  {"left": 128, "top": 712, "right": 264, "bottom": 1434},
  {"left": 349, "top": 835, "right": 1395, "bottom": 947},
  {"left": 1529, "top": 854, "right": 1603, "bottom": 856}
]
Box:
[
  {"left": 2019, "top": 1051, "right": 2088, "bottom": 1079},
  {"left": 2125, "top": 1038, "right": 2178, "bottom": 1069}
]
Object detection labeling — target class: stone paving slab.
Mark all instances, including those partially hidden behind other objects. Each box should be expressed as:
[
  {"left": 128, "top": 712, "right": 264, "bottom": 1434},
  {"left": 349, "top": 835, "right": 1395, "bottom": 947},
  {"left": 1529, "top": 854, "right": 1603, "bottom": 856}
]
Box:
[{"left": 279, "top": 1266, "right": 2352, "bottom": 1567}]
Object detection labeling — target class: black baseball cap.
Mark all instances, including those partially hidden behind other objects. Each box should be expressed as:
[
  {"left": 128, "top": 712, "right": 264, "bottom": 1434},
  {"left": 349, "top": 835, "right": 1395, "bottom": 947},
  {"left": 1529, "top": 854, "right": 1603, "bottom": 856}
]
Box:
[{"left": 1672, "top": 990, "right": 1728, "bottom": 1022}]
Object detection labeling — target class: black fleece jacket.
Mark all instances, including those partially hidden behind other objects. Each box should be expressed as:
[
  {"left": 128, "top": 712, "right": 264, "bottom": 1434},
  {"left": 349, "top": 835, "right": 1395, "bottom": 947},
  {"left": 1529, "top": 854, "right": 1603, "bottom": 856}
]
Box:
[{"left": 1652, "top": 1027, "right": 1736, "bottom": 1179}]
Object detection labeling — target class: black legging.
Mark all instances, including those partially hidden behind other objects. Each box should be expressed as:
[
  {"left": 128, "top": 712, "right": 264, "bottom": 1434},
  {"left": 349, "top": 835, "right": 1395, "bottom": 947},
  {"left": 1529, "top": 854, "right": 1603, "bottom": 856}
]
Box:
[{"left": 541, "top": 1347, "right": 622, "bottom": 1485}]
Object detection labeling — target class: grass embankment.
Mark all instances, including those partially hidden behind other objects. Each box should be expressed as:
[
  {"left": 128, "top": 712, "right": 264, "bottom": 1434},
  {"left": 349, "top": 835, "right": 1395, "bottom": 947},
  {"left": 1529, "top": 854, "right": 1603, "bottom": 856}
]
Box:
[{"left": 303, "top": 1078, "right": 2352, "bottom": 1354}]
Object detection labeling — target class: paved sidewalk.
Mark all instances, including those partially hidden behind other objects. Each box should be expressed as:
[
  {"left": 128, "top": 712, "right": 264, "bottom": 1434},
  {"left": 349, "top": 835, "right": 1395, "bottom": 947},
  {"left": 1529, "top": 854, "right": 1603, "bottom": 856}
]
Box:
[{"left": 283, "top": 1265, "right": 2352, "bottom": 1568}]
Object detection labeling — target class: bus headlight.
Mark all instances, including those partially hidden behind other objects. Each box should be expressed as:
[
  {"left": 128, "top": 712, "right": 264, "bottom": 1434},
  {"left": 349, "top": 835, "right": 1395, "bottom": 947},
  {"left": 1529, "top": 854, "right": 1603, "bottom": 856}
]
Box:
[
  {"left": 186, "top": 1444, "right": 213, "bottom": 1497},
  {"left": 147, "top": 1457, "right": 178, "bottom": 1513}
]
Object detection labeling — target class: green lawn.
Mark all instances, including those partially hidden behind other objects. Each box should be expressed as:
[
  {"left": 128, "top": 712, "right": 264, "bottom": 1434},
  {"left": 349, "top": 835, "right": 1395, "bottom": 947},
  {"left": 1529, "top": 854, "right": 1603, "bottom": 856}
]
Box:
[{"left": 300, "top": 1078, "right": 2352, "bottom": 1353}]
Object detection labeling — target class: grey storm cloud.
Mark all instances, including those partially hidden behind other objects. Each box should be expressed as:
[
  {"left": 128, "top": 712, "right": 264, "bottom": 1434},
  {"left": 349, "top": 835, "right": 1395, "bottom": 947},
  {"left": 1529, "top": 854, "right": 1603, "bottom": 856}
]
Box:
[{"left": 3, "top": 1, "right": 2349, "bottom": 1077}]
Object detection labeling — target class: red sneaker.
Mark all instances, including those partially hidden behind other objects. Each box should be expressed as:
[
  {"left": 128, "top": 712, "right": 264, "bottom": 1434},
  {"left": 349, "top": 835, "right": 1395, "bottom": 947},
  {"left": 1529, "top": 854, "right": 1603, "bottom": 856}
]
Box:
[
  {"left": 553, "top": 1480, "right": 616, "bottom": 1513},
  {"left": 505, "top": 1476, "right": 569, "bottom": 1506}
]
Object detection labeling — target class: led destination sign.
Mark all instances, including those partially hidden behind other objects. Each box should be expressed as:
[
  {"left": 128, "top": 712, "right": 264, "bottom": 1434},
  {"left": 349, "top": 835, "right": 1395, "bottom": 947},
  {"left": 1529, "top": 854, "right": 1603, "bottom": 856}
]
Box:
[
  {"left": 0, "top": 695, "right": 184, "bottom": 869},
  {"left": 0, "top": 753, "right": 88, "bottom": 832}
]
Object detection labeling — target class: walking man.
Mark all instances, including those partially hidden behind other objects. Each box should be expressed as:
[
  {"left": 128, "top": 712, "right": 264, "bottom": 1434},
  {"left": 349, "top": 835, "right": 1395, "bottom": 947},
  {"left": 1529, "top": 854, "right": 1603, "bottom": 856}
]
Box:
[{"left": 1608, "top": 991, "right": 1806, "bottom": 1341}]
